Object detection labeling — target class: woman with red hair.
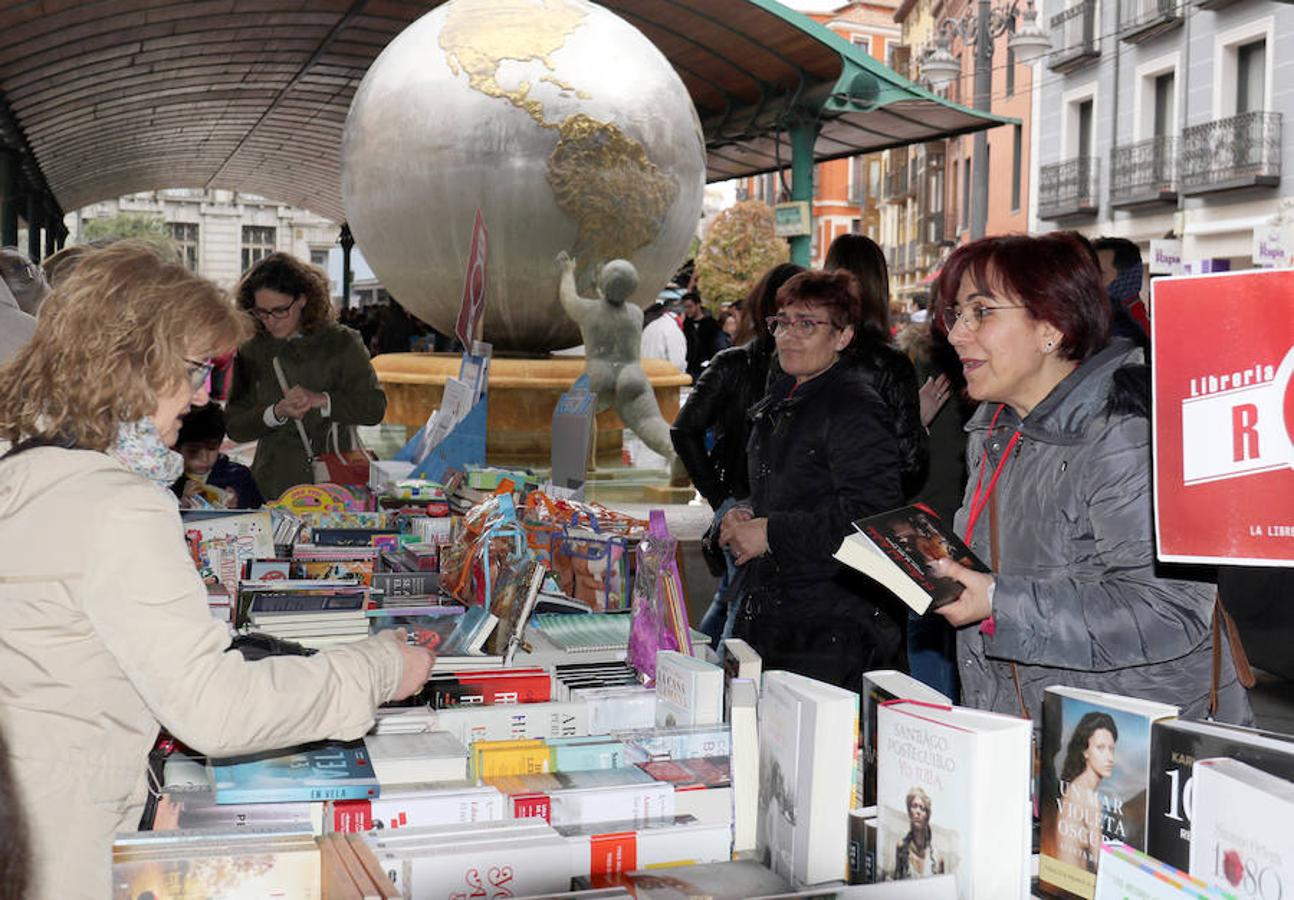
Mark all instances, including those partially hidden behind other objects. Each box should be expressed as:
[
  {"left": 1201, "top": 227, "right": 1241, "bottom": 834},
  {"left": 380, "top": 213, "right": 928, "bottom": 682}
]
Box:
[{"left": 929, "top": 233, "right": 1250, "bottom": 724}]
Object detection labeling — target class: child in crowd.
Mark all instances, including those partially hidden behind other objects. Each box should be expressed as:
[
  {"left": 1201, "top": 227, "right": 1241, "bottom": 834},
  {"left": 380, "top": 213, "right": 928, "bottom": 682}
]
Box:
[{"left": 172, "top": 402, "right": 265, "bottom": 508}]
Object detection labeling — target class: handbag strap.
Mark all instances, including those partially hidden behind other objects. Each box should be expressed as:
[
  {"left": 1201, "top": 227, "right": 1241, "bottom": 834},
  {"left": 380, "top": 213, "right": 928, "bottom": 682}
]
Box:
[
  {"left": 1210, "top": 590, "right": 1257, "bottom": 716},
  {"left": 272, "top": 355, "right": 316, "bottom": 463},
  {"left": 990, "top": 490, "right": 1031, "bottom": 721}
]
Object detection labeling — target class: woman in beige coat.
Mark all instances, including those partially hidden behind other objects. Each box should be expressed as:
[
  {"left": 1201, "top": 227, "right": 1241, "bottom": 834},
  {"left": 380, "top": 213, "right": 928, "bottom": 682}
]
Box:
[{"left": 0, "top": 242, "right": 435, "bottom": 899}]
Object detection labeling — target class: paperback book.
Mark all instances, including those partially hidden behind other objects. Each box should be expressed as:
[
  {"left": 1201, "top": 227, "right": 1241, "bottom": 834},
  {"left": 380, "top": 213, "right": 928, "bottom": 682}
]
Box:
[
  {"left": 861, "top": 670, "right": 951, "bottom": 807},
  {"left": 876, "top": 700, "right": 1032, "bottom": 899},
  {"left": 654, "top": 650, "right": 724, "bottom": 728},
  {"left": 757, "top": 670, "right": 859, "bottom": 887},
  {"left": 1146, "top": 718, "right": 1294, "bottom": 872},
  {"left": 1189, "top": 758, "right": 1294, "bottom": 900},
  {"left": 1094, "top": 841, "right": 1236, "bottom": 900},
  {"left": 1039, "top": 687, "right": 1178, "bottom": 900},
  {"left": 834, "top": 505, "right": 989, "bottom": 615},
  {"left": 210, "top": 740, "right": 380, "bottom": 805}
]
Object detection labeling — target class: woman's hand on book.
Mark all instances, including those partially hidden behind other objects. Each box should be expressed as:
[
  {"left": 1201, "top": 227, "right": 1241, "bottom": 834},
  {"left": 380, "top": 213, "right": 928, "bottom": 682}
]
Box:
[
  {"left": 931, "top": 558, "right": 994, "bottom": 627},
  {"left": 387, "top": 628, "right": 436, "bottom": 701}
]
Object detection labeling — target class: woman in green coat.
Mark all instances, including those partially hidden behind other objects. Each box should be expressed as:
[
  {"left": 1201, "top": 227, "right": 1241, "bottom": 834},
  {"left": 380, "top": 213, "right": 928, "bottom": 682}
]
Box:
[{"left": 227, "top": 253, "right": 387, "bottom": 500}]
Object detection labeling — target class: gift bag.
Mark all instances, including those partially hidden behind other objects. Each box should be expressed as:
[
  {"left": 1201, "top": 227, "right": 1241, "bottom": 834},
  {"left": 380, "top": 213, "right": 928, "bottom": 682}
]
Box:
[
  {"left": 523, "top": 492, "right": 643, "bottom": 611},
  {"left": 626, "top": 510, "right": 691, "bottom": 681},
  {"left": 311, "top": 423, "right": 376, "bottom": 486},
  {"left": 442, "top": 494, "right": 529, "bottom": 608}
]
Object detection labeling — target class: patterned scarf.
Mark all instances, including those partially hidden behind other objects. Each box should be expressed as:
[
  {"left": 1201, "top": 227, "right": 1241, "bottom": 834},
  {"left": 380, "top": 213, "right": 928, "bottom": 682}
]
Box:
[
  {"left": 108, "top": 418, "right": 184, "bottom": 488},
  {"left": 1108, "top": 260, "right": 1144, "bottom": 304}
]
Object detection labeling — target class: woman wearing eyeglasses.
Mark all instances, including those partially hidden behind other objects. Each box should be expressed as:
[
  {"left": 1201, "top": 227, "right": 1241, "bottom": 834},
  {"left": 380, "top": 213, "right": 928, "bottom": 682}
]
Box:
[
  {"left": 226, "top": 252, "right": 387, "bottom": 500},
  {"left": 722, "top": 269, "right": 904, "bottom": 691},
  {"left": 928, "top": 233, "right": 1250, "bottom": 725},
  {"left": 0, "top": 243, "right": 435, "bottom": 898}
]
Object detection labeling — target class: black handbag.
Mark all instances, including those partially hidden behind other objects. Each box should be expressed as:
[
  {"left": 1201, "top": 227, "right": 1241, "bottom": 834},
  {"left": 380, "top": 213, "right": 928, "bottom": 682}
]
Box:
[{"left": 699, "top": 514, "right": 728, "bottom": 578}]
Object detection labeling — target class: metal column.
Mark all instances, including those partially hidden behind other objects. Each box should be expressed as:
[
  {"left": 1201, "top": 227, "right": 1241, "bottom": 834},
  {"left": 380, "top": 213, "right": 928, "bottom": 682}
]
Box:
[
  {"left": 0, "top": 150, "right": 17, "bottom": 248},
  {"left": 339, "top": 223, "right": 355, "bottom": 310},
  {"left": 788, "top": 119, "right": 818, "bottom": 267},
  {"left": 970, "top": 0, "right": 993, "bottom": 241},
  {"left": 26, "top": 193, "right": 40, "bottom": 260}
]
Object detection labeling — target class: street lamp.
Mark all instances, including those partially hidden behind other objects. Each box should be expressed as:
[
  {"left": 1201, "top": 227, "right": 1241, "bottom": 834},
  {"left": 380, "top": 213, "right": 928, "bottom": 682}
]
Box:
[{"left": 920, "top": 0, "right": 1050, "bottom": 240}]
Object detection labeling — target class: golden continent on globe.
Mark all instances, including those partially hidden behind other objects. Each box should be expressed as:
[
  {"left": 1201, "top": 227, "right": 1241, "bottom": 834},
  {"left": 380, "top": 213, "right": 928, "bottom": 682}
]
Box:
[{"left": 438, "top": 0, "right": 678, "bottom": 269}]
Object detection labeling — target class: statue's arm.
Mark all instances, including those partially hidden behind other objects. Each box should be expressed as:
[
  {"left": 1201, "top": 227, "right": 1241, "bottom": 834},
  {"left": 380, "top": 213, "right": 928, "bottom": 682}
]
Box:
[{"left": 555, "top": 251, "right": 594, "bottom": 321}]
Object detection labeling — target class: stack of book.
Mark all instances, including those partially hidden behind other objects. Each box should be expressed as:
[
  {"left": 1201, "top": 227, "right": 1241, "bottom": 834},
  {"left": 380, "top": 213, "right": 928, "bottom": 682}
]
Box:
[
  {"left": 359, "top": 818, "right": 572, "bottom": 896},
  {"left": 243, "top": 586, "right": 372, "bottom": 649},
  {"left": 113, "top": 828, "right": 323, "bottom": 897}
]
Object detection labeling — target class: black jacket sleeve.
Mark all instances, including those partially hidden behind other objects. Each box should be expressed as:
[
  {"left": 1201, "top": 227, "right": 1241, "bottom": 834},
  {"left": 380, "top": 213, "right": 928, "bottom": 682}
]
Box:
[
  {"left": 670, "top": 350, "right": 740, "bottom": 509},
  {"left": 868, "top": 345, "right": 929, "bottom": 499}
]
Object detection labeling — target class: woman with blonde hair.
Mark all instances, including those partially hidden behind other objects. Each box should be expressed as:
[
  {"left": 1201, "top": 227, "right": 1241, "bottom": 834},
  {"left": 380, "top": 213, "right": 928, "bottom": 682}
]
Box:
[
  {"left": 227, "top": 252, "right": 386, "bottom": 499},
  {"left": 0, "top": 242, "right": 433, "bottom": 899}
]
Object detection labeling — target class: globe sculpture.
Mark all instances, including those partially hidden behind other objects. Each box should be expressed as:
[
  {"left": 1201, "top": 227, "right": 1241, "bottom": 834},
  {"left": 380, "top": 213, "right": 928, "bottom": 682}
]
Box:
[{"left": 342, "top": 0, "right": 707, "bottom": 351}]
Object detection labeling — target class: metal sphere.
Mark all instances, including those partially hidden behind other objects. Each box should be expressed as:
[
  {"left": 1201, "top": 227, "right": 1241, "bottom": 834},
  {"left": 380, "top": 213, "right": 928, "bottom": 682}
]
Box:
[{"left": 342, "top": 0, "right": 706, "bottom": 351}]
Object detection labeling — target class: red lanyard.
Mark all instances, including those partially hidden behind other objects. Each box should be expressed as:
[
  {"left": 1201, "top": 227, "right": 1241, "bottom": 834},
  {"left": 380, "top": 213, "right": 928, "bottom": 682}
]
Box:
[{"left": 964, "top": 404, "right": 1021, "bottom": 544}]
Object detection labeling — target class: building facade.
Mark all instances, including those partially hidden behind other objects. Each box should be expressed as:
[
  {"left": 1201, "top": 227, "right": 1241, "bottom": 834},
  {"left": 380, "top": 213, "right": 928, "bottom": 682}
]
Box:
[
  {"left": 738, "top": 0, "right": 903, "bottom": 267},
  {"left": 66, "top": 189, "right": 339, "bottom": 290},
  {"left": 739, "top": 0, "right": 1037, "bottom": 308},
  {"left": 1032, "top": 0, "right": 1292, "bottom": 269},
  {"left": 891, "top": 0, "right": 1037, "bottom": 303}
]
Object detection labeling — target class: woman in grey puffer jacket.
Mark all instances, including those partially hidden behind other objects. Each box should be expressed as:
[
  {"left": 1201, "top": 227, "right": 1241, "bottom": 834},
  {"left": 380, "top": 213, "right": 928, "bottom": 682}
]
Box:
[{"left": 930, "top": 234, "right": 1251, "bottom": 726}]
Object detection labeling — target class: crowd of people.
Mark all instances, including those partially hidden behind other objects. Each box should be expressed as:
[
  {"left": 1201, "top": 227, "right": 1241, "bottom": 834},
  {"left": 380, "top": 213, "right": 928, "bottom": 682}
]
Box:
[
  {"left": 0, "top": 228, "right": 1259, "bottom": 896},
  {"left": 670, "top": 230, "right": 1251, "bottom": 730}
]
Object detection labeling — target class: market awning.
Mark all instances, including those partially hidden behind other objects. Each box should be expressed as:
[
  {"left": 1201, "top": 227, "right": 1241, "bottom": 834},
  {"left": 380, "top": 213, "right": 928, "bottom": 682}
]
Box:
[{"left": 0, "top": 0, "right": 1014, "bottom": 222}]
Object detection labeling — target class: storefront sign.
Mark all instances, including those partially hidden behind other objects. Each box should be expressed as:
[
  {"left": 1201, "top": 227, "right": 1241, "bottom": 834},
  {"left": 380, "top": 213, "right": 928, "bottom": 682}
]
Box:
[
  {"left": 1148, "top": 239, "right": 1182, "bottom": 275},
  {"left": 1152, "top": 269, "right": 1294, "bottom": 565},
  {"left": 773, "top": 201, "right": 811, "bottom": 238},
  {"left": 1252, "top": 226, "right": 1293, "bottom": 268}
]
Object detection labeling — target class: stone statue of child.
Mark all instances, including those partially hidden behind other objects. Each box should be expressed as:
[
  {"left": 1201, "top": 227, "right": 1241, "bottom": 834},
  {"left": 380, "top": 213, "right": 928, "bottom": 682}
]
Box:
[{"left": 556, "top": 251, "right": 674, "bottom": 460}]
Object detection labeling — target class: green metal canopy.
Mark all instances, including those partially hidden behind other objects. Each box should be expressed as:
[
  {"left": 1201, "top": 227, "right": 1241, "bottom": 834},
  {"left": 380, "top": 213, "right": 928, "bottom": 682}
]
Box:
[
  {"left": 0, "top": 0, "right": 1013, "bottom": 236},
  {"left": 617, "top": 0, "right": 1018, "bottom": 182}
]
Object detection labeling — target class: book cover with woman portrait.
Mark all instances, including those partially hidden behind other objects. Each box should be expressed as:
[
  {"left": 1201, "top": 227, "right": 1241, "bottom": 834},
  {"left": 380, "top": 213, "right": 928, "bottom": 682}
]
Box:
[{"left": 1039, "top": 687, "right": 1177, "bottom": 899}]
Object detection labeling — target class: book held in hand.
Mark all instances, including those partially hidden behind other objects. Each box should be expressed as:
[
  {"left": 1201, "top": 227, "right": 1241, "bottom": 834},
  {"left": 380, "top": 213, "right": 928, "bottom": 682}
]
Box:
[{"left": 833, "top": 505, "right": 989, "bottom": 615}]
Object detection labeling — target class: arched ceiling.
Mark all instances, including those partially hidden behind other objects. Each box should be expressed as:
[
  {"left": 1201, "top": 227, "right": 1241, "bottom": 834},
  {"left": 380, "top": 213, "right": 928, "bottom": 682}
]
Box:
[{"left": 0, "top": 0, "right": 1010, "bottom": 221}]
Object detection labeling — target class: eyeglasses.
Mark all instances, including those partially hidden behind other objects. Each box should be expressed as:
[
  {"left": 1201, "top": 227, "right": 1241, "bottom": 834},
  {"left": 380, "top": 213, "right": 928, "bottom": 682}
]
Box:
[
  {"left": 940, "top": 300, "right": 1027, "bottom": 333},
  {"left": 184, "top": 358, "right": 214, "bottom": 390},
  {"left": 765, "top": 315, "right": 835, "bottom": 338},
  {"left": 251, "top": 295, "right": 303, "bottom": 321}
]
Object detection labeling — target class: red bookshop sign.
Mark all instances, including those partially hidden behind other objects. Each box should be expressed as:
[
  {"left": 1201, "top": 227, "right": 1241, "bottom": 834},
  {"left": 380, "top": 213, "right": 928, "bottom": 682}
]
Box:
[{"left": 1152, "top": 268, "right": 1294, "bottom": 566}]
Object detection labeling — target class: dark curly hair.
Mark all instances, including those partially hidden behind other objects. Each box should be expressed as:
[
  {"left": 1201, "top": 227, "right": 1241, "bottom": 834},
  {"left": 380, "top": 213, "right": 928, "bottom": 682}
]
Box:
[
  {"left": 235, "top": 252, "right": 334, "bottom": 335},
  {"left": 1059, "top": 711, "right": 1119, "bottom": 784}
]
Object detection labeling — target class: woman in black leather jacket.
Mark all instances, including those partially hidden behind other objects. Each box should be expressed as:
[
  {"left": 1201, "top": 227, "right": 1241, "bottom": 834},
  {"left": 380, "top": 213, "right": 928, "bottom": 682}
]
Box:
[
  {"left": 670, "top": 263, "right": 802, "bottom": 645},
  {"left": 721, "top": 270, "right": 905, "bottom": 691},
  {"left": 825, "top": 234, "right": 928, "bottom": 498}
]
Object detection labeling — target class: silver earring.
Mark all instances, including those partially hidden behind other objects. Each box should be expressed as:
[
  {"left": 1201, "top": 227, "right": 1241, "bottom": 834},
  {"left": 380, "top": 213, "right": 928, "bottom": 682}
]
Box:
[{"left": 1044, "top": 340, "right": 1054, "bottom": 353}]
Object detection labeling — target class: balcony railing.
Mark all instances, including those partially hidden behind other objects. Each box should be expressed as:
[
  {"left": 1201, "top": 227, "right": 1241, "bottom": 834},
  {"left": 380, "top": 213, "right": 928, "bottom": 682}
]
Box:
[
  {"left": 1120, "top": 0, "right": 1182, "bottom": 43},
  {"left": 1179, "top": 111, "right": 1281, "bottom": 196},
  {"left": 1048, "top": 0, "right": 1099, "bottom": 73},
  {"left": 1038, "top": 156, "right": 1100, "bottom": 219},
  {"left": 920, "top": 212, "right": 946, "bottom": 246},
  {"left": 886, "top": 161, "right": 911, "bottom": 203},
  {"left": 1110, "top": 136, "right": 1177, "bottom": 208}
]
